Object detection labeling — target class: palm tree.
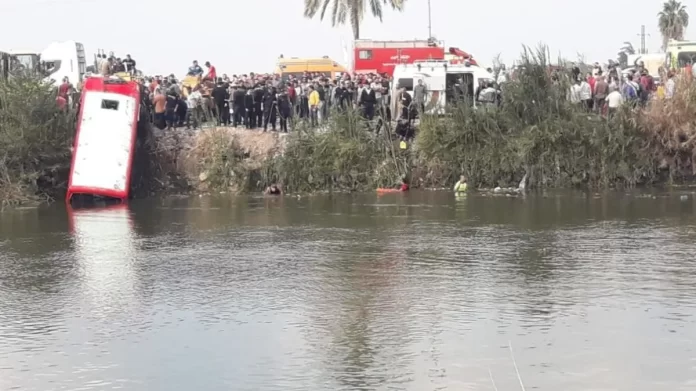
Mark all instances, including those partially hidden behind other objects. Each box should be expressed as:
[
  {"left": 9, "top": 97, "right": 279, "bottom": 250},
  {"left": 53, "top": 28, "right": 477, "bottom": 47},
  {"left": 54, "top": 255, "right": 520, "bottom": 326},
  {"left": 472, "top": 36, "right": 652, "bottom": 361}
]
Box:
[
  {"left": 658, "top": 0, "right": 689, "bottom": 49},
  {"left": 304, "top": 0, "right": 406, "bottom": 40}
]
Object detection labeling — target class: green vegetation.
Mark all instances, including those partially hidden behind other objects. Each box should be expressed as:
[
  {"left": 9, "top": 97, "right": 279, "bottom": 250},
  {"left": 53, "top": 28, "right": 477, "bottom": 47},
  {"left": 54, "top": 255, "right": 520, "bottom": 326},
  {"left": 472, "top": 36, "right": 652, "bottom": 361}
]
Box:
[
  {"left": 417, "top": 49, "right": 658, "bottom": 189},
  {"left": 270, "top": 109, "right": 405, "bottom": 192},
  {"left": 0, "top": 75, "right": 73, "bottom": 210},
  {"left": 303, "top": 0, "right": 406, "bottom": 39},
  {"left": 5, "top": 48, "right": 696, "bottom": 209}
]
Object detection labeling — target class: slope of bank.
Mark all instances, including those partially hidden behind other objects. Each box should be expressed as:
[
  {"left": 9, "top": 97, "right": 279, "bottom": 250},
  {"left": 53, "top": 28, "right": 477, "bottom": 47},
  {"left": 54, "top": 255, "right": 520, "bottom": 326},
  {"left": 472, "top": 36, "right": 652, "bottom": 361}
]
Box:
[{"left": 149, "top": 126, "right": 288, "bottom": 195}]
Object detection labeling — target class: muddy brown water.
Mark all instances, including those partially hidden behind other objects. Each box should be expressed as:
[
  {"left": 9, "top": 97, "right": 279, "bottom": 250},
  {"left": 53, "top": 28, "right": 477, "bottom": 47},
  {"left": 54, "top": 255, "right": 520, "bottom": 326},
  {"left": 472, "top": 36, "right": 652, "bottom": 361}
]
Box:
[{"left": 1, "top": 190, "right": 696, "bottom": 391}]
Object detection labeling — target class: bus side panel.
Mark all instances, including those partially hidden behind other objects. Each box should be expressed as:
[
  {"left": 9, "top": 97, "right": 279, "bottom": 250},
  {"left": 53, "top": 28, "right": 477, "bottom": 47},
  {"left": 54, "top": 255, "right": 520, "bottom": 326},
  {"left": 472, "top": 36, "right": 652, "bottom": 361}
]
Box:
[{"left": 67, "top": 78, "right": 140, "bottom": 202}]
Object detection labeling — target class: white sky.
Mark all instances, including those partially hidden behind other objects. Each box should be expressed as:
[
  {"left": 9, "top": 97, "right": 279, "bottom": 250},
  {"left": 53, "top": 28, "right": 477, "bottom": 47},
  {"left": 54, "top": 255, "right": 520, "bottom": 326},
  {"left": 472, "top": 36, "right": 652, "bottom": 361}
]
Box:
[{"left": 0, "top": 0, "right": 672, "bottom": 76}]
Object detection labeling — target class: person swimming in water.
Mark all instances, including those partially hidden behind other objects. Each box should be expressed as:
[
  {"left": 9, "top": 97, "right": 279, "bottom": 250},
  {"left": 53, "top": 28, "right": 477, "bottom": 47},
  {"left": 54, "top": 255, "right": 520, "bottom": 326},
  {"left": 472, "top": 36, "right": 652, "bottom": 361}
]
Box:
[
  {"left": 264, "top": 184, "right": 282, "bottom": 195},
  {"left": 453, "top": 175, "right": 467, "bottom": 193},
  {"left": 399, "top": 177, "right": 410, "bottom": 192}
]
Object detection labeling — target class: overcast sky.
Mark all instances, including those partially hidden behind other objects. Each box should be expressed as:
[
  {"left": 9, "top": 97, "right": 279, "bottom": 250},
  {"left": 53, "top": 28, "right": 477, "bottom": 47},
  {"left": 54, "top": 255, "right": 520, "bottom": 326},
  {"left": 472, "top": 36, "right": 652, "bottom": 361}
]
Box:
[{"left": 1, "top": 0, "right": 671, "bottom": 75}]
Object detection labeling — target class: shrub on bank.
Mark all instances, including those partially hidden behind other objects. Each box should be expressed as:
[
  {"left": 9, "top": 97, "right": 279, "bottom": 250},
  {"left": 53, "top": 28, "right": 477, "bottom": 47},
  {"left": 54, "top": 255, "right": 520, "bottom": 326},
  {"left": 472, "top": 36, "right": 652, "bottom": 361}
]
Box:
[
  {"left": 271, "top": 108, "right": 405, "bottom": 192},
  {"left": 0, "top": 75, "right": 73, "bottom": 209},
  {"left": 417, "top": 49, "right": 662, "bottom": 189}
]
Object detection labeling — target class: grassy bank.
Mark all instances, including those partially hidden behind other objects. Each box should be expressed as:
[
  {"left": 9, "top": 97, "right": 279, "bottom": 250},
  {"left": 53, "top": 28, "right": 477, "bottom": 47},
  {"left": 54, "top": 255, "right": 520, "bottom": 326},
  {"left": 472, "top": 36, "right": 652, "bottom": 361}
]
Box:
[
  {"left": 415, "top": 51, "right": 696, "bottom": 189},
  {"left": 4, "top": 50, "right": 696, "bottom": 209},
  {"left": 0, "top": 76, "right": 74, "bottom": 209}
]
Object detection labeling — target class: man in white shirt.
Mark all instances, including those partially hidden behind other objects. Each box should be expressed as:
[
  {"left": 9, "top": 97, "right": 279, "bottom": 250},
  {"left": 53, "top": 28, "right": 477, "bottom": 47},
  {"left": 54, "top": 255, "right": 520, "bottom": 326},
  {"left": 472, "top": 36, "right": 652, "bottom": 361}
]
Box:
[
  {"left": 606, "top": 86, "right": 623, "bottom": 118},
  {"left": 569, "top": 79, "right": 583, "bottom": 104},
  {"left": 665, "top": 72, "right": 676, "bottom": 99},
  {"left": 186, "top": 87, "right": 203, "bottom": 129},
  {"left": 579, "top": 78, "right": 592, "bottom": 111}
]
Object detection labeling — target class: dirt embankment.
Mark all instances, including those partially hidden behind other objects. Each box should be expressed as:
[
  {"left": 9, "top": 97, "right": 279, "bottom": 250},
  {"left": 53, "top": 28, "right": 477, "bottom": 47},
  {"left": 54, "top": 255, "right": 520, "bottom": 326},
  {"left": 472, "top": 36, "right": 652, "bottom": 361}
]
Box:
[{"left": 148, "top": 126, "right": 287, "bottom": 194}]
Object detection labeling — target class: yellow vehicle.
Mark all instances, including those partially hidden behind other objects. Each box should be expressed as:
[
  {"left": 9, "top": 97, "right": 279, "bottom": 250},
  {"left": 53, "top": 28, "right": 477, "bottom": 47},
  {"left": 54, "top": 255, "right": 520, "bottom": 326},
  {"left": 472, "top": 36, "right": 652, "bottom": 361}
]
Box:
[
  {"left": 181, "top": 75, "right": 201, "bottom": 97},
  {"left": 275, "top": 56, "right": 347, "bottom": 79},
  {"left": 666, "top": 39, "right": 696, "bottom": 69}
]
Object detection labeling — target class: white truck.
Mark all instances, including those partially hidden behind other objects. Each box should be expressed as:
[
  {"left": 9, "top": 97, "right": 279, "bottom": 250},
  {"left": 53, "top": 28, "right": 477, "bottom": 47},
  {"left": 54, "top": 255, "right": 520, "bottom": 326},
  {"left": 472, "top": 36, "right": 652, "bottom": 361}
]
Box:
[{"left": 9, "top": 41, "right": 87, "bottom": 86}]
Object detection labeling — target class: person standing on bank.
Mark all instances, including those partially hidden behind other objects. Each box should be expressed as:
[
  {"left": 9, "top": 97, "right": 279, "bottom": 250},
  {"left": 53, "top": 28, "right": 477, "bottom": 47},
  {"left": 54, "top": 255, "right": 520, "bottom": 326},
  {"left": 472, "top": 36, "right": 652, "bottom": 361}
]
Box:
[
  {"left": 359, "top": 83, "right": 377, "bottom": 120},
  {"left": 244, "top": 88, "right": 255, "bottom": 129},
  {"left": 263, "top": 86, "right": 277, "bottom": 131},
  {"left": 253, "top": 84, "right": 264, "bottom": 128},
  {"left": 308, "top": 85, "right": 320, "bottom": 127},
  {"left": 232, "top": 85, "right": 246, "bottom": 127},
  {"left": 211, "top": 78, "right": 230, "bottom": 126},
  {"left": 413, "top": 79, "right": 427, "bottom": 115},
  {"left": 277, "top": 89, "right": 291, "bottom": 133}
]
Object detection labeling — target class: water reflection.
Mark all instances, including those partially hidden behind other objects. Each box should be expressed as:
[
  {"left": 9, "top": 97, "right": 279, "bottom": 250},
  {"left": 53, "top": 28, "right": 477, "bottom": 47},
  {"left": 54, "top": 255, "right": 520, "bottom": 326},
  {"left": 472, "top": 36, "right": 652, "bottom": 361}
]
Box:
[
  {"left": 68, "top": 205, "right": 138, "bottom": 319},
  {"left": 1, "top": 191, "right": 696, "bottom": 390}
]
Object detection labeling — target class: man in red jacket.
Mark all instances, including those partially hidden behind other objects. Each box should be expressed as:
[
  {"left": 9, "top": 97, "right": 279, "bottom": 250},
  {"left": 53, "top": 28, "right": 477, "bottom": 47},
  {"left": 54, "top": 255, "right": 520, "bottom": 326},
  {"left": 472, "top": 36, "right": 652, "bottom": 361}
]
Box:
[{"left": 203, "top": 61, "right": 217, "bottom": 82}]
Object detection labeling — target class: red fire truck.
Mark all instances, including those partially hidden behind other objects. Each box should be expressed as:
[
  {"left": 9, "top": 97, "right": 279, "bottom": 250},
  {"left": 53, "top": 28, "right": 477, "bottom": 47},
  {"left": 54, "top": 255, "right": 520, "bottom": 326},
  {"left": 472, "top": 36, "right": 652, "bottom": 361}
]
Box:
[{"left": 353, "top": 39, "right": 478, "bottom": 75}]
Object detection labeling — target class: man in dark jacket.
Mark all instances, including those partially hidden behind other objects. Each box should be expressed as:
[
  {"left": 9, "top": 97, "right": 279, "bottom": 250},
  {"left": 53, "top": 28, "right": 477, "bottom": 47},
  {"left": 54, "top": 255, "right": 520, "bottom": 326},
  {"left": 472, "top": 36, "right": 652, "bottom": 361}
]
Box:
[
  {"left": 232, "top": 85, "right": 246, "bottom": 127},
  {"left": 262, "top": 86, "right": 277, "bottom": 132},
  {"left": 359, "top": 84, "right": 377, "bottom": 120},
  {"left": 211, "top": 78, "right": 230, "bottom": 126},
  {"left": 244, "top": 88, "right": 255, "bottom": 129},
  {"left": 277, "top": 89, "right": 291, "bottom": 133},
  {"left": 253, "top": 85, "right": 264, "bottom": 128}
]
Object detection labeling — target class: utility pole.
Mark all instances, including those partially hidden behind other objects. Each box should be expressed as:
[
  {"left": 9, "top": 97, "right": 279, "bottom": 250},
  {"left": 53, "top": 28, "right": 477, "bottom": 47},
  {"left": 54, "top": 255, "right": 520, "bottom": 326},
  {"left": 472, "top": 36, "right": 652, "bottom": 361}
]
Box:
[
  {"left": 638, "top": 25, "right": 650, "bottom": 54},
  {"left": 427, "top": 0, "right": 432, "bottom": 39}
]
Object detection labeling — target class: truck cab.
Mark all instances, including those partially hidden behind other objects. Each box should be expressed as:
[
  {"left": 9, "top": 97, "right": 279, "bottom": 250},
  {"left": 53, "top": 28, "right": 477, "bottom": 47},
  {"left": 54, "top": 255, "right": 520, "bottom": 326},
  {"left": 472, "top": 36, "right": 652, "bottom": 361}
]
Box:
[
  {"left": 6, "top": 41, "right": 86, "bottom": 85},
  {"left": 40, "top": 41, "right": 87, "bottom": 86}
]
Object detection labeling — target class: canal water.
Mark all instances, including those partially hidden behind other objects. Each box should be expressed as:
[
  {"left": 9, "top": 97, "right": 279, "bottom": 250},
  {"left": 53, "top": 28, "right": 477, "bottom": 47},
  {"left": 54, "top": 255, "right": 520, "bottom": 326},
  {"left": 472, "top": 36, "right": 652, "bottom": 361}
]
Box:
[{"left": 1, "top": 191, "right": 696, "bottom": 391}]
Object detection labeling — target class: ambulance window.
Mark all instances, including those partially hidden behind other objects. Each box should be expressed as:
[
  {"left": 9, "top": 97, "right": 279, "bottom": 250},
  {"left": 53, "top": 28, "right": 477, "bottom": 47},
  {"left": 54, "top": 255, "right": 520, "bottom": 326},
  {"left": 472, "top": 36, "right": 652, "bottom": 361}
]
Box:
[
  {"left": 359, "top": 50, "right": 373, "bottom": 60},
  {"left": 397, "top": 78, "right": 413, "bottom": 91}
]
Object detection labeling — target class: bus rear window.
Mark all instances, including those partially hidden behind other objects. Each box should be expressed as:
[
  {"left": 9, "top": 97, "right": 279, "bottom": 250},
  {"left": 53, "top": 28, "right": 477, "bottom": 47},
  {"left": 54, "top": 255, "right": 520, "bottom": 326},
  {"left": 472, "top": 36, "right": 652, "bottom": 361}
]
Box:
[{"left": 101, "top": 100, "right": 119, "bottom": 110}]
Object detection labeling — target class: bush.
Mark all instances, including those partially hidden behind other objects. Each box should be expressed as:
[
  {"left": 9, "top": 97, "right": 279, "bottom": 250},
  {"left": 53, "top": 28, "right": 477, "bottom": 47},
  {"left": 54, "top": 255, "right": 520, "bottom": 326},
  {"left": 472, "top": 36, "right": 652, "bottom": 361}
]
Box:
[
  {"left": 0, "top": 75, "right": 74, "bottom": 209},
  {"left": 416, "top": 48, "right": 668, "bottom": 189},
  {"left": 270, "top": 108, "right": 405, "bottom": 192}
]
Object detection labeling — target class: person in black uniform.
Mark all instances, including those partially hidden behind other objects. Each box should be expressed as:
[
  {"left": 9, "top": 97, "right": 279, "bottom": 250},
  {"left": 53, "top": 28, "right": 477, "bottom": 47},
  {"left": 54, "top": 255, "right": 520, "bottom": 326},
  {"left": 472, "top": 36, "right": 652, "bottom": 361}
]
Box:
[
  {"left": 244, "top": 87, "right": 255, "bottom": 129},
  {"left": 176, "top": 95, "right": 188, "bottom": 127},
  {"left": 277, "top": 89, "right": 291, "bottom": 133},
  {"left": 359, "top": 83, "right": 377, "bottom": 120},
  {"left": 232, "top": 85, "right": 246, "bottom": 127},
  {"left": 253, "top": 85, "right": 264, "bottom": 128},
  {"left": 262, "top": 86, "right": 277, "bottom": 132},
  {"left": 211, "top": 78, "right": 230, "bottom": 126}
]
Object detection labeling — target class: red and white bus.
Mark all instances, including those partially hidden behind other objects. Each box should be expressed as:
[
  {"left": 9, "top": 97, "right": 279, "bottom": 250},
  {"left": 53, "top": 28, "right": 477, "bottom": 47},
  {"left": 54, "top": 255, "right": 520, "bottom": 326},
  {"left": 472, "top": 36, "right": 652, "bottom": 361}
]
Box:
[
  {"left": 67, "top": 76, "right": 141, "bottom": 204},
  {"left": 353, "top": 39, "right": 478, "bottom": 75}
]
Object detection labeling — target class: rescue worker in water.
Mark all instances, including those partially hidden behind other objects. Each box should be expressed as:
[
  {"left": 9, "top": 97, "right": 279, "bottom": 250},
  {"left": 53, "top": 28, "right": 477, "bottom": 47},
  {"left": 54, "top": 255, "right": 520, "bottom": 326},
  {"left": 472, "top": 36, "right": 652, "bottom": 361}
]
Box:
[{"left": 264, "top": 184, "right": 282, "bottom": 195}]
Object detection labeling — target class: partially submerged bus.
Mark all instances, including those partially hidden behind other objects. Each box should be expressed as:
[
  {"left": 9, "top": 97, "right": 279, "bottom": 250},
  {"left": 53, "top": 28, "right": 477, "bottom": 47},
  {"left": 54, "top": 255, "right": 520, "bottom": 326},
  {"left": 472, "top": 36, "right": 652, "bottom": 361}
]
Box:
[{"left": 67, "top": 76, "right": 141, "bottom": 205}]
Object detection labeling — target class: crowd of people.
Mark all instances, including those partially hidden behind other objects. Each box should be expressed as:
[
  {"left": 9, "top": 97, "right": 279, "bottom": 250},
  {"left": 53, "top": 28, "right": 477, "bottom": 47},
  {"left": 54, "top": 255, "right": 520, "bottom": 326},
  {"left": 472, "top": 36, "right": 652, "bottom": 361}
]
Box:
[
  {"left": 565, "top": 61, "right": 676, "bottom": 117},
  {"left": 59, "top": 53, "right": 690, "bottom": 136},
  {"left": 138, "top": 60, "right": 400, "bottom": 134}
]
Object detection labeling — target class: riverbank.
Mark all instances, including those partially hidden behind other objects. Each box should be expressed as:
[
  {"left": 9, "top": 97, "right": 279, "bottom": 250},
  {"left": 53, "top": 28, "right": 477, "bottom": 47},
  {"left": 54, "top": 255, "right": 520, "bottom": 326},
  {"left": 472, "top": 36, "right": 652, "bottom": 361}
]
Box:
[{"left": 3, "top": 55, "right": 696, "bottom": 209}]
